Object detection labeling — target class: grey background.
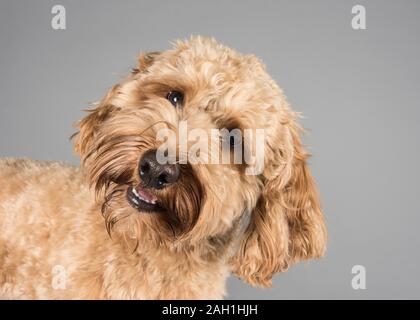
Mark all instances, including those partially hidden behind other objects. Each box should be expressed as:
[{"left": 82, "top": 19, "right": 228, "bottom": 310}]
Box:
[{"left": 1, "top": 0, "right": 419, "bottom": 299}]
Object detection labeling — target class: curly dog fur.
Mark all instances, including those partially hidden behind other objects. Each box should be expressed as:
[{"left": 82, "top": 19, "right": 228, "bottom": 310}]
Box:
[{"left": 0, "top": 37, "right": 326, "bottom": 299}]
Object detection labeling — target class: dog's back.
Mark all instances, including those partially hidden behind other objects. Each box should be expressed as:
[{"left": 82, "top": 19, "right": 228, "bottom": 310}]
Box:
[
  {"left": 0, "top": 158, "right": 100, "bottom": 298},
  {"left": 0, "top": 158, "right": 84, "bottom": 215}
]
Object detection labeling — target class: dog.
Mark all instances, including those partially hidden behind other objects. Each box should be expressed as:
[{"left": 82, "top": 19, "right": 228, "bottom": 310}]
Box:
[{"left": 0, "top": 37, "right": 327, "bottom": 299}]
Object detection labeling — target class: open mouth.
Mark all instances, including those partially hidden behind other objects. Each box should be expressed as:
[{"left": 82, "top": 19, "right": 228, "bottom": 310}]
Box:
[{"left": 126, "top": 185, "right": 163, "bottom": 213}]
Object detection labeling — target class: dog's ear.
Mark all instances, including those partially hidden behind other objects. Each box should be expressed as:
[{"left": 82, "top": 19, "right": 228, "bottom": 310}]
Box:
[
  {"left": 73, "top": 51, "right": 161, "bottom": 157},
  {"left": 229, "top": 178, "right": 290, "bottom": 287},
  {"left": 283, "top": 122, "right": 327, "bottom": 264},
  {"left": 72, "top": 86, "right": 119, "bottom": 157},
  {"left": 132, "top": 51, "right": 161, "bottom": 74},
  {"left": 230, "top": 116, "right": 327, "bottom": 287}
]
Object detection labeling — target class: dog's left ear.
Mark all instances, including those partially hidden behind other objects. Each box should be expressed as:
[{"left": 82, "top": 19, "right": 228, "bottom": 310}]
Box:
[
  {"left": 72, "top": 90, "right": 118, "bottom": 158},
  {"left": 73, "top": 51, "right": 161, "bottom": 157},
  {"left": 230, "top": 115, "right": 327, "bottom": 287},
  {"left": 132, "top": 51, "right": 161, "bottom": 74}
]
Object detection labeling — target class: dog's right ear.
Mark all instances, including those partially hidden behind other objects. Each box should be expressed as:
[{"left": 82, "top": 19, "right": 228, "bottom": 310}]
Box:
[{"left": 229, "top": 114, "right": 327, "bottom": 288}]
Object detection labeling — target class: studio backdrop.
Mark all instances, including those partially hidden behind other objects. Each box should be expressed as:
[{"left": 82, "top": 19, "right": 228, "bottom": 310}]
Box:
[{"left": 0, "top": 0, "right": 419, "bottom": 299}]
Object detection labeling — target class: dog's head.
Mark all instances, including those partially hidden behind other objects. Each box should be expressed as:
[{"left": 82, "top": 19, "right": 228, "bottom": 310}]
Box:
[{"left": 73, "top": 37, "right": 326, "bottom": 287}]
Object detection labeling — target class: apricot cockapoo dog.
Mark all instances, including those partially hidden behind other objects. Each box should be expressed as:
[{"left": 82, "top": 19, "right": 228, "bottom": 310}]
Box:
[{"left": 0, "top": 37, "right": 326, "bottom": 299}]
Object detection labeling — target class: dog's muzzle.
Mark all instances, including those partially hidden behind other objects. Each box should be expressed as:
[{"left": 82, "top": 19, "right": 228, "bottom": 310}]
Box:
[{"left": 126, "top": 149, "right": 180, "bottom": 213}]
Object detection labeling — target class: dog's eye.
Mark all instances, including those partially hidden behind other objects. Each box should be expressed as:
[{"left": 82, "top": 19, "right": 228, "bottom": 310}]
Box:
[{"left": 166, "top": 91, "right": 184, "bottom": 107}]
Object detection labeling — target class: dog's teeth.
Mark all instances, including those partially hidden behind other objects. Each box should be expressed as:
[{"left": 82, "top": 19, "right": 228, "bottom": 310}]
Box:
[
  {"left": 133, "top": 187, "right": 146, "bottom": 201},
  {"left": 131, "top": 186, "right": 157, "bottom": 205},
  {"left": 132, "top": 187, "right": 140, "bottom": 198}
]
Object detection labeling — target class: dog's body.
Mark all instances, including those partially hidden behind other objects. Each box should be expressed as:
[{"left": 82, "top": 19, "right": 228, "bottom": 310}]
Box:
[
  {"left": 0, "top": 37, "right": 327, "bottom": 299},
  {"left": 0, "top": 158, "right": 228, "bottom": 299}
]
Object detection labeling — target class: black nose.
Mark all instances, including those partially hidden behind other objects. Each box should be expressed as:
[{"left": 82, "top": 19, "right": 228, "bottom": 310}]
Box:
[{"left": 139, "top": 150, "right": 180, "bottom": 189}]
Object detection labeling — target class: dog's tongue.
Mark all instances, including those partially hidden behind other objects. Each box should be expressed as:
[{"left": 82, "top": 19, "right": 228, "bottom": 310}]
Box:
[{"left": 136, "top": 185, "right": 158, "bottom": 203}]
